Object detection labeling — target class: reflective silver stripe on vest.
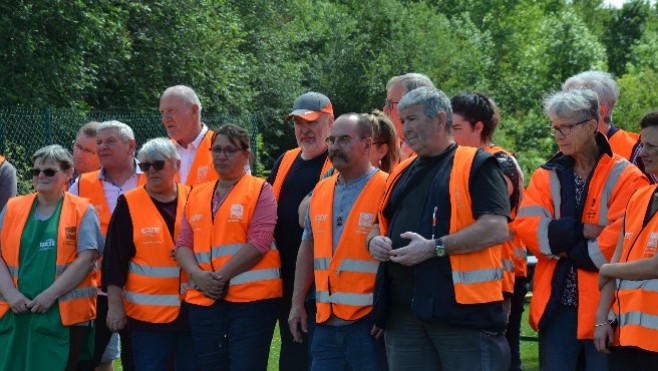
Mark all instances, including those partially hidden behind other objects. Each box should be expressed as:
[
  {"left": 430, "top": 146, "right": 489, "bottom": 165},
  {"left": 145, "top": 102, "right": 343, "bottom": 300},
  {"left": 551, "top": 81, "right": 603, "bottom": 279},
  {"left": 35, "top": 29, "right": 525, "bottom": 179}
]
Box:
[
  {"left": 517, "top": 205, "right": 551, "bottom": 218},
  {"left": 538, "top": 218, "right": 553, "bottom": 256},
  {"left": 598, "top": 159, "right": 629, "bottom": 226},
  {"left": 618, "top": 279, "right": 658, "bottom": 291},
  {"left": 549, "top": 171, "right": 562, "bottom": 220},
  {"left": 180, "top": 282, "right": 189, "bottom": 293},
  {"left": 55, "top": 263, "right": 71, "bottom": 276},
  {"left": 337, "top": 259, "right": 379, "bottom": 275},
  {"left": 124, "top": 291, "right": 180, "bottom": 306},
  {"left": 59, "top": 286, "right": 97, "bottom": 302},
  {"left": 194, "top": 243, "right": 243, "bottom": 264},
  {"left": 587, "top": 239, "right": 608, "bottom": 269},
  {"left": 452, "top": 267, "right": 503, "bottom": 285},
  {"left": 229, "top": 268, "right": 280, "bottom": 286},
  {"left": 6, "top": 265, "right": 18, "bottom": 279},
  {"left": 315, "top": 290, "right": 373, "bottom": 306},
  {"left": 128, "top": 262, "right": 179, "bottom": 278},
  {"left": 618, "top": 311, "right": 658, "bottom": 330},
  {"left": 514, "top": 246, "right": 527, "bottom": 260},
  {"left": 502, "top": 259, "right": 515, "bottom": 273},
  {"left": 314, "top": 258, "right": 330, "bottom": 271}
]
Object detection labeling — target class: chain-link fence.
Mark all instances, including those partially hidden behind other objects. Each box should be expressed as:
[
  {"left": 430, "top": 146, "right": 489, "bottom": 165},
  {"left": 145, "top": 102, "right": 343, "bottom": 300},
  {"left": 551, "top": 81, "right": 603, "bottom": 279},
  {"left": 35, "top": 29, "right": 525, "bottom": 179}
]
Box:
[{"left": 0, "top": 107, "right": 258, "bottom": 194}]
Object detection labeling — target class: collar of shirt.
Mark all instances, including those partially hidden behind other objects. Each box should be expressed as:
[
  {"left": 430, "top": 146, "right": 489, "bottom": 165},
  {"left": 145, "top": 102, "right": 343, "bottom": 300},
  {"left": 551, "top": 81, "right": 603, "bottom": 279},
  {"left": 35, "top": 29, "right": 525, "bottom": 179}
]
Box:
[{"left": 98, "top": 158, "right": 143, "bottom": 183}]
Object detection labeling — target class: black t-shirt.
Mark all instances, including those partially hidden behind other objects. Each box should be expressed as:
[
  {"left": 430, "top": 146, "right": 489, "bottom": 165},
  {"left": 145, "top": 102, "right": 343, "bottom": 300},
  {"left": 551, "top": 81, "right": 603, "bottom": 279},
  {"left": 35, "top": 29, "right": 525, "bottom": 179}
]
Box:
[
  {"left": 267, "top": 150, "right": 328, "bottom": 279},
  {"left": 385, "top": 144, "right": 510, "bottom": 309},
  {"left": 102, "top": 193, "right": 188, "bottom": 332}
]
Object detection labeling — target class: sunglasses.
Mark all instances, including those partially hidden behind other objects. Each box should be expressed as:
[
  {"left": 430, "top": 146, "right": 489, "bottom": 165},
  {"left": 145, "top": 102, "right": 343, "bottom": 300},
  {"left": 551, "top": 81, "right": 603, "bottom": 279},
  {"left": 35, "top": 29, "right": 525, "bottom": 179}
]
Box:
[
  {"left": 138, "top": 160, "right": 166, "bottom": 172},
  {"left": 30, "top": 168, "right": 60, "bottom": 177}
]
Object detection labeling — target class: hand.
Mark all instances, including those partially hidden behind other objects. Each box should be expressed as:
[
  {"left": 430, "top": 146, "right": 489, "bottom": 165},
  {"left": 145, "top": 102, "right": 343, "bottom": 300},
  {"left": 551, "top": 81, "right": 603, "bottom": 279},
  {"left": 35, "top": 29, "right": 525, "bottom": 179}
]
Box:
[
  {"left": 288, "top": 304, "right": 308, "bottom": 343},
  {"left": 27, "top": 290, "right": 56, "bottom": 314},
  {"left": 106, "top": 303, "right": 127, "bottom": 332},
  {"left": 583, "top": 224, "right": 605, "bottom": 240},
  {"left": 593, "top": 322, "right": 614, "bottom": 353},
  {"left": 371, "top": 324, "right": 384, "bottom": 340},
  {"left": 389, "top": 232, "right": 434, "bottom": 266},
  {"left": 368, "top": 236, "right": 393, "bottom": 262},
  {"left": 5, "top": 289, "right": 31, "bottom": 314},
  {"left": 191, "top": 270, "right": 226, "bottom": 300},
  {"left": 170, "top": 248, "right": 178, "bottom": 261}
]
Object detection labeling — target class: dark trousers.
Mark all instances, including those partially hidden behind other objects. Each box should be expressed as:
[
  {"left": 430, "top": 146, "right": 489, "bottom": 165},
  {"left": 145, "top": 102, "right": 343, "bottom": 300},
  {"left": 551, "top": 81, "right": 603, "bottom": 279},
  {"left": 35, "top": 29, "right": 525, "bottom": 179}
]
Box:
[
  {"left": 76, "top": 295, "right": 134, "bottom": 371},
  {"left": 609, "top": 346, "right": 658, "bottom": 371},
  {"left": 131, "top": 330, "right": 196, "bottom": 371},
  {"left": 505, "top": 276, "right": 527, "bottom": 371},
  {"left": 278, "top": 277, "right": 314, "bottom": 371},
  {"left": 188, "top": 298, "right": 280, "bottom": 371}
]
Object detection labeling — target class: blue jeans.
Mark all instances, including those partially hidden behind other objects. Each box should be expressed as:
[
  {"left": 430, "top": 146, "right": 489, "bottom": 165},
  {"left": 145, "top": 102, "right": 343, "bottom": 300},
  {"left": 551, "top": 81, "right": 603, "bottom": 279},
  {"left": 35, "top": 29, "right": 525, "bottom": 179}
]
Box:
[
  {"left": 131, "top": 330, "right": 195, "bottom": 371},
  {"left": 311, "top": 315, "right": 387, "bottom": 371},
  {"left": 188, "top": 298, "right": 280, "bottom": 371},
  {"left": 538, "top": 305, "right": 607, "bottom": 371},
  {"left": 385, "top": 306, "right": 510, "bottom": 371}
]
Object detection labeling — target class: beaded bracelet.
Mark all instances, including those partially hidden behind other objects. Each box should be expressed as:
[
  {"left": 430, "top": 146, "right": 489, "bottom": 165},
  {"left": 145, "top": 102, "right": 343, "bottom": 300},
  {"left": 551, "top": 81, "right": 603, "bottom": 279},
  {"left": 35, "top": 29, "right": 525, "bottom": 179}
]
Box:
[{"left": 594, "top": 320, "right": 613, "bottom": 327}]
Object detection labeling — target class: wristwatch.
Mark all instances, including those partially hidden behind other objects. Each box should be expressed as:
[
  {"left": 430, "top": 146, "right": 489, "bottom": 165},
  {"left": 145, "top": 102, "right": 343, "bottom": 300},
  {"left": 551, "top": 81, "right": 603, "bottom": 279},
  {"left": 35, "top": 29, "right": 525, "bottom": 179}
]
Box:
[{"left": 434, "top": 238, "right": 446, "bottom": 257}]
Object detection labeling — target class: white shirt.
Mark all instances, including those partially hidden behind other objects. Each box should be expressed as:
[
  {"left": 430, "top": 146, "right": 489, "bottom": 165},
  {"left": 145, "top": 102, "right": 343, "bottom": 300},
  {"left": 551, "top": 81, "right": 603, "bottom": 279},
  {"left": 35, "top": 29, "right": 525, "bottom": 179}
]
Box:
[{"left": 175, "top": 124, "right": 208, "bottom": 185}]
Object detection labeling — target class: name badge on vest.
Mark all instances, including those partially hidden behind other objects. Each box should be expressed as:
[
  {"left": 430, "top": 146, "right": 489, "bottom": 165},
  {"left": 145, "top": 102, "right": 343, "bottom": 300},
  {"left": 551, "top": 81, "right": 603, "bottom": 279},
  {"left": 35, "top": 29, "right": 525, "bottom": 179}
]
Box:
[
  {"left": 646, "top": 232, "right": 658, "bottom": 257},
  {"left": 229, "top": 204, "right": 244, "bottom": 222},
  {"left": 196, "top": 166, "right": 209, "bottom": 181},
  {"left": 141, "top": 227, "right": 162, "bottom": 245},
  {"left": 64, "top": 226, "right": 77, "bottom": 247},
  {"left": 356, "top": 212, "right": 374, "bottom": 234}
]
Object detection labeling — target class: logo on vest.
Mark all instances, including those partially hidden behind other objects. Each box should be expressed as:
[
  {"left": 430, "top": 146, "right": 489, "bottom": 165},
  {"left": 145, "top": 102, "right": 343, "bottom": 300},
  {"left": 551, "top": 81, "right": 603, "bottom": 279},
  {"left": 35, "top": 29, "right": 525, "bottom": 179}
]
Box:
[
  {"left": 196, "top": 166, "right": 209, "bottom": 180},
  {"left": 190, "top": 213, "right": 203, "bottom": 223},
  {"left": 624, "top": 232, "right": 633, "bottom": 240},
  {"left": 64, "top": 226, "right": 77, "bottom": 246},
  {"left": 141, "top": 226, "right": 161, "bottom": 238},
  {"left": 645, "top": 232, "right": 658, "bottom": 257},
  {"left": 229, "top": 204, "right": 244, "bottom": 221},
  {"left": 93, "top": 204, "right": 104, "bottom": 214},
  {"left": 39, "top": 238, "right": 56, "bottom": 251},
  {"left": 356, "top": 212, "right": 374, "bottom": 234},
  {"left": 314, "top": 214, "right": 328, "bottom": 223}
]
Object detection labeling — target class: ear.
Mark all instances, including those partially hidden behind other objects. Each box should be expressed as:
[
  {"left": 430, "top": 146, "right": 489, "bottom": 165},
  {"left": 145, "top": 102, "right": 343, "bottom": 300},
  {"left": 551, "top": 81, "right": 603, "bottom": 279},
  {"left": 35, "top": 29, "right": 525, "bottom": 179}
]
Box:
[
  {"left": 377, "top": 143, "right": 389, "bottom": 161},
  {"left": 435, "top": 111, "right": 447, "bottom": 128},
  {"left": 191, "top": 103, "right": 200, "bottom": 115},
  {"left": 600, "top": 104, "right": 609, "bottom": 122},
  {"left": 174, "top": 159, "right": 181, "bottom": 170},
  {"left": 474, "top": 121, "right": 484, "bottom": 134}
]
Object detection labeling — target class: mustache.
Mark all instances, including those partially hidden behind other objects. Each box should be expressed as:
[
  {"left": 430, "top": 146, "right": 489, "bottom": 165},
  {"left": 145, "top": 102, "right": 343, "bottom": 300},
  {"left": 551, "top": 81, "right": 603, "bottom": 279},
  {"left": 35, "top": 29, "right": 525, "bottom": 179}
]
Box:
[{"left": 328, "top": 150, "right": 348, "bottom": 163}]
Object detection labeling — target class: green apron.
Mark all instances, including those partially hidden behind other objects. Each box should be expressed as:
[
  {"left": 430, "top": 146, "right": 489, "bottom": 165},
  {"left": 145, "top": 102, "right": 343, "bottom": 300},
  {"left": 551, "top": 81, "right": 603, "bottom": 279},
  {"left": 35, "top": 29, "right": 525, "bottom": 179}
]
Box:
[{"left": 0, "top": 198, "right": 70, "bottom": 371}]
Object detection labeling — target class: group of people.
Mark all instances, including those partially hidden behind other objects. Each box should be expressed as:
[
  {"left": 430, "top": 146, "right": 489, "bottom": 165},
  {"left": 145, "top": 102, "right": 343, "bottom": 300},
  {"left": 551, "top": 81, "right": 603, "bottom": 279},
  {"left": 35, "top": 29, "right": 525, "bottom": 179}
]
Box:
[{"left": 0, "top": 69, "right": 656, "bottom": 371}]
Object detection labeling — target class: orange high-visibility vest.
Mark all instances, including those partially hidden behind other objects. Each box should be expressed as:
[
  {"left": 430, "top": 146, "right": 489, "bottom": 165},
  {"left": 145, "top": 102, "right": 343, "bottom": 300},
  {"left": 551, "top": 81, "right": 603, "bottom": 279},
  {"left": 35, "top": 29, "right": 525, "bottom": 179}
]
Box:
[
  {"left": 515, "top": 147, "right": 648, "bottom": 339},
  {"left": 271, "top": 147, "right": 332, "bottom": 201},
  {"left": 607, "top": 128, "right": 639, "bottom": 162},
  {"left": 0, "top": 193, "right": 97, "bottom": 325},
  {"left": 184, "top": 176, "right": 282, "bottom": 305},
  {"left": 0, "top": 155, "right": 4, "bottom": 164},
  {"left": 123, "top": 184, "right": 190, "bottom": 323},
  {"left": 311, "top": 171, "right": 387, "bottom": 323},
  {"left": 78, "top": 170, "right": 146, "bottom": 235},
  {"left": 173, "top": 130, "right": 218, "bottom": 186},
  {"left": 612, "top": 184, "right": 658, "bottom": 352},
  {"left": 379, "top": 146, "right": 503, "bottom": 304}
]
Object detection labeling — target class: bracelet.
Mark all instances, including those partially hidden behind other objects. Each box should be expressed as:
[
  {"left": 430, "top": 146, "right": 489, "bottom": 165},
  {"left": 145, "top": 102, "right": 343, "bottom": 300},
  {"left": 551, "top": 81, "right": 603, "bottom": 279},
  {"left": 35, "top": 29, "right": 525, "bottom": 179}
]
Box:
[{"left": 594, "top": 320, "right": 613, "bottom": 327}]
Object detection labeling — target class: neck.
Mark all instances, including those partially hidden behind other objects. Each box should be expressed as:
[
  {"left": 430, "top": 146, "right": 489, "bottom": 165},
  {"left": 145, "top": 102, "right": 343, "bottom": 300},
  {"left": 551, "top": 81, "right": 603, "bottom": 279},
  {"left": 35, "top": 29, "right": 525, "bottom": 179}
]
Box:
[
  {"left": 146, "top": 183, "right": 177, "bottom": 203},
  {"left": 338, "top": 163, "right": 374, "bottom": 183},
  {"left": 178, "top": 124, "right": 203, "bottom": 148},
  {"left": 104, "top": 160, "right": 136, "bottom": 186},
  {"left": 37, "top": 191, "right": 63, "bottom": 207},
  {"left": 218, "top": 173, "right": 245, "bottom": 188},
  {"left": 423, "top": 138, "right": 455, "bottom": 158},
  {"left": 300, "top": 145, "right": 327, "bottom": 160},
  {"left": 572, "top": 141, "right": 600, "bottom": 177}
]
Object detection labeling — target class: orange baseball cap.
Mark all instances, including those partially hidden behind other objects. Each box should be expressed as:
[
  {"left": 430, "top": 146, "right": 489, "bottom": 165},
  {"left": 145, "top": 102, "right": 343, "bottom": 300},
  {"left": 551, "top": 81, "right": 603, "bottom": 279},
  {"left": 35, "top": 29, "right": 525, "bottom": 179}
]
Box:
[{"left": 285, "top": 92, "right": 333, "bottom": 121}]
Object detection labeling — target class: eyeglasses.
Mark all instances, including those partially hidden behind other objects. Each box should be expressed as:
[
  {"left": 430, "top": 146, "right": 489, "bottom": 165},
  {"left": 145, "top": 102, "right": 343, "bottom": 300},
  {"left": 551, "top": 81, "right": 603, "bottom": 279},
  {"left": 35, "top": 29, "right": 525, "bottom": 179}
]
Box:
[
  {"left": 211, "top": 146, "right": 242, "bottom": 157},
  {"left": 138, "top": 160, "right": 166, "bottom": 172},
  {"left": 325, "top": 135, "right": 365, "bottom": 147},
  {"left": 549, "top": 118, "right": 592, "bottom": 137},
  {"left": 384, "top": 99, "right": 399, "bottom": 110},
  {"left": 30, "top": 168, "right": 60, "bottom": 177},
  {"left": 72, "top": 142, "right": 96, "bottom": 155}
]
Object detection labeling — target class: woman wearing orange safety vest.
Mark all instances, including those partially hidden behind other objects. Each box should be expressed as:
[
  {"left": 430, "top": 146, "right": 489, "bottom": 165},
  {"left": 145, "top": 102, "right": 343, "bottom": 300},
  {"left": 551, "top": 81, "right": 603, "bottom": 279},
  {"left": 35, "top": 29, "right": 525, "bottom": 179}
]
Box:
[
  {"left": 176, "top": 124, "right": 281, "bottom": 370},
  {"left": 0, "top": 145, "right": 102, "bottom": 371},
  {"left": 102, "top": 138, "right": 194, "bottom": 370},
  {"left": 515, "top": 90, "right": 648, "bottom": 371},
  {"left": 595, "top": 111, "right": 658, "bottom": 369}
]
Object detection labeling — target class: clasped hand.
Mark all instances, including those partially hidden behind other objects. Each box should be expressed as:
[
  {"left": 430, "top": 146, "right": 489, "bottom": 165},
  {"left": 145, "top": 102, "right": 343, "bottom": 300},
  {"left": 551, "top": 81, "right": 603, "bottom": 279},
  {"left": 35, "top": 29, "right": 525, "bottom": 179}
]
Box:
[{"left": 192, "top": 270, "right": 228, "bottom": 300}]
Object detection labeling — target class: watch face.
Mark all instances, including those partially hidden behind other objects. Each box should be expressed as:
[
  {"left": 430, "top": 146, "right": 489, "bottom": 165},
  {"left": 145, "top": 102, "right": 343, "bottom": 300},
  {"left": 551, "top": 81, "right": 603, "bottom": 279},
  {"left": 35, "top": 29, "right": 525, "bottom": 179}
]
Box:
[{"left": 436, "top": 247, "right": 446, "bottom": 257}]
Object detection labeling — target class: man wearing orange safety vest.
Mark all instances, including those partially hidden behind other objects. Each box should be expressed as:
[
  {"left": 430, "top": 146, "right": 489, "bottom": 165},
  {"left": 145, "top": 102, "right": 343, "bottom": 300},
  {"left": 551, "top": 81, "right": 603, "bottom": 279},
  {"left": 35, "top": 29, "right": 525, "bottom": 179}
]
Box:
[
  {"left": 159, "top": 85, "right": 219, "bottom": 186},
  {"left": 268, "top": 92, "right": 334, "bottom": 371},
  {"left": 563, "top": 70, "right": 657, "bottom": 183},
  {"left": 383, "top": 73, "right": 435, "bottom": 160},
  {"left": 367, "top": 87, "right": 511, "bottom": 370},
  {"left": 289, "top": 113, "right": 387, "bottom": 370},
  {"left": 595, "top": 111, "right": 658, "bottom": 368},
  {"left": 69, "top": 120, "right": 145, "bottom": 371}
]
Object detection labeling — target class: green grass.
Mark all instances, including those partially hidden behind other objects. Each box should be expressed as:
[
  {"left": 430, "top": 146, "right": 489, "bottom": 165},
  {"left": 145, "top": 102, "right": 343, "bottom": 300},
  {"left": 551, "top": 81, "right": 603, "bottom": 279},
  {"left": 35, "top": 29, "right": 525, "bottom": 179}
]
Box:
[{"left": 114, "top": 303, "right": 540, "bottom": 370}]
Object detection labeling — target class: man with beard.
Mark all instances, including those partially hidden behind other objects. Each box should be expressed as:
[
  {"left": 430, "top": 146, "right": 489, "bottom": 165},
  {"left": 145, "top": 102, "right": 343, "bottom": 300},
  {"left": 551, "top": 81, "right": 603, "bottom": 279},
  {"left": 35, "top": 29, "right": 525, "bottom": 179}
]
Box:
[{"left": 289, "top": 113, "right": 387, "bottom": 370}]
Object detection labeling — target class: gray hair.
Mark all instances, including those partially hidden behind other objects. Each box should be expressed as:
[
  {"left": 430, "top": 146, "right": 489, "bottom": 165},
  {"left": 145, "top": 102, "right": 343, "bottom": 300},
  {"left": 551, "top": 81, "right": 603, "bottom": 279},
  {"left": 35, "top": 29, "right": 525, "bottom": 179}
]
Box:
[
  {"left": 562, "top": 71, "right": 618, "bottom": 123},
  {"left": 162, "top": 85, "right": 202, "bottom": 113},
  {"left": 97, "top": 120, "right": 135, "bottom": 142},
  {"left": 32, "top": 144, "right": 73, "bottom": 170},
  {"left": 386, "top": 73, "right": 435, "bottom": 93},
  {"left": 137, "top": 137, "right": 180, "bottom": 162},
  {"left": 544, "top": 89, "right": 600, "bottom": 122},
  {"left": 398, "top": 87, "right": 453, "bottom": 128}
]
